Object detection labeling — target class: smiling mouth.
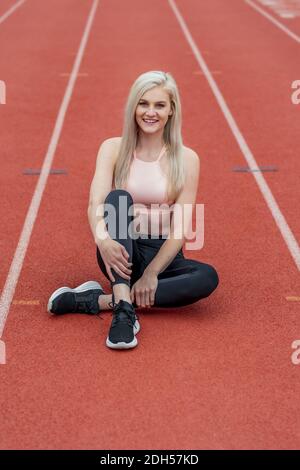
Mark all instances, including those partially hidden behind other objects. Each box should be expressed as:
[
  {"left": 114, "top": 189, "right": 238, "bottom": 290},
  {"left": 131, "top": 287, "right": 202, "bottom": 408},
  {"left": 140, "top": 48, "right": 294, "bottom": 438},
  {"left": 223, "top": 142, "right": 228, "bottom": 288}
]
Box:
[{"left": 143, "top": 119, "right": 159, "bottom": 124}]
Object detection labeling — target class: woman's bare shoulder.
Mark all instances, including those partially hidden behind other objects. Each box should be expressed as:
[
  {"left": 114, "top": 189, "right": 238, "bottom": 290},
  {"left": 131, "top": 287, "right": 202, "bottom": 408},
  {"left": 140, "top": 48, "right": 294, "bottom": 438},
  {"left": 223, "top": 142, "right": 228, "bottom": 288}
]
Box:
[
  {"left": 101, "top": 136, "right": 122, "bottom": 147},
  {"left": 112, "top": 137, "right": 122, "bottom": 154},
  {"left": 182, "top": 145, "right": 200, "bottom": 169},
  {"left": 109, "top": 136, "right": 122, "bottom": 145},
  {"left": 99, "top": 137, "right": 122, "bottom": 163}
]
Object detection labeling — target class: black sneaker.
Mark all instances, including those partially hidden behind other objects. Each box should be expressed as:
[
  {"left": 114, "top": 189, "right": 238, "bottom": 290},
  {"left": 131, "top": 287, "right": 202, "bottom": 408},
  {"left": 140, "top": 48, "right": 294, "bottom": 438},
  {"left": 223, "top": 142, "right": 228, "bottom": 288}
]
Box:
[
  {"left": 47, "top": 281, "right": 104, "bottom": 315},
  {"left": 106, "top": 299, "right": 140, "bottom": 350}
]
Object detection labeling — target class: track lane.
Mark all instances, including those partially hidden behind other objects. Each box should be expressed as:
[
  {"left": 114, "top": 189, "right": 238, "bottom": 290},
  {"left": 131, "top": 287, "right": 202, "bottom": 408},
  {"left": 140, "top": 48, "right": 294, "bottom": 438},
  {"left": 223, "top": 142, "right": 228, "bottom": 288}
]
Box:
[
  {"left": 176, "top": 0, "right": 300, "bottom": 249},
  {"left": 0, "top": 0, "right": 26, "bottom": 25},
  {"left": 245, "top": 0, "right": 300, "bottom": 39},
  {"left": 0, "top": 0, "right": 95, "bottom": 303}
]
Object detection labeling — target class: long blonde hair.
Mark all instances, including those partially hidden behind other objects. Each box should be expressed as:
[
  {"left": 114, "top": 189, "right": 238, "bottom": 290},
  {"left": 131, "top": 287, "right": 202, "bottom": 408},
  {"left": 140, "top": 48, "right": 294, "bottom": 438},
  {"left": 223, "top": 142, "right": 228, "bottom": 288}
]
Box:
[{"left": 114, "top": 70, "right": 186, "bottom": 202}]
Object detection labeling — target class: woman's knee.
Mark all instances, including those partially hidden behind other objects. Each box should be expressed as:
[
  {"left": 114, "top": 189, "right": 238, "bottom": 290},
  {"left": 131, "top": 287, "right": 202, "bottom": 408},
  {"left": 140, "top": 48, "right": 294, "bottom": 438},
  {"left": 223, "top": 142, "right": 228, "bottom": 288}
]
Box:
[
  {"left": 206, "top": 264, "right": 219, "bottom": 294},
  {"left": 104, "top": 189, "right": 133, "bottom": 206},
  {"left": 193, "top": 262, "right": 219, "bottom": 297},
  {"left": 104, "top": 190, "right": 135, "bottom": 239}
]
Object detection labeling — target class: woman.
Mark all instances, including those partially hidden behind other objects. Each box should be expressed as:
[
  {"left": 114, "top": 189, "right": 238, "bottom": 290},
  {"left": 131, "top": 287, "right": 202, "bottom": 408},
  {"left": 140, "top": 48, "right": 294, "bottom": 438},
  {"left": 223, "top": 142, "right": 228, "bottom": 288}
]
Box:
[{"left": 47, "top": 70, "right": 219, "bottom": 350}]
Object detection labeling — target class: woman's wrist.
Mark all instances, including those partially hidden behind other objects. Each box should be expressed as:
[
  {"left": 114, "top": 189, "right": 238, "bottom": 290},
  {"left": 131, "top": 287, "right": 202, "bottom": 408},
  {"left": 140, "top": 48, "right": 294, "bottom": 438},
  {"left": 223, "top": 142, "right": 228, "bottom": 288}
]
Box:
[
  {"left": 144, "top": 265, "right": 159, "bottom": 276},
  {"left": 94, "top": 232, "right": 110, "bottom": 246}
]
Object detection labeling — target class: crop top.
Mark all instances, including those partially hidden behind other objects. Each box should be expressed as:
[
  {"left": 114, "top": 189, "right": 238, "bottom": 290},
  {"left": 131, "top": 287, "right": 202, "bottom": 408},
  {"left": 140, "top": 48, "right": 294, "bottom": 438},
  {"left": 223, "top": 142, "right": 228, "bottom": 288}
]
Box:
[{"left": 113, "top": 144, "right": 175, "bottom": 236}]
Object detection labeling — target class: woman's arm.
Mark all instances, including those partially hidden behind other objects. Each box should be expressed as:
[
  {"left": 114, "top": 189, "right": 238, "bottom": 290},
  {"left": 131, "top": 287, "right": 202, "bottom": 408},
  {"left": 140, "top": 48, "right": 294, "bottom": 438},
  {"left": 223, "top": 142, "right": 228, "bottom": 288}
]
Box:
[
  {"left": 144, "top": 148, "right": 200, "bottom": 276},
  {"left": 87, "top": 138, "right": 118, "bottom": 244}
]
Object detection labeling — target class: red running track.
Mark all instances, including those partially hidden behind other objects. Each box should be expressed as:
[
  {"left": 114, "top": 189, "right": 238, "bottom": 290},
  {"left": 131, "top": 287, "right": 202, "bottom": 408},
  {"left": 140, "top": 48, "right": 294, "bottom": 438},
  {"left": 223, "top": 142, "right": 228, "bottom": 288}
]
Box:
[{"left": 0, "top": 0, "right": 299, "bottom": 449}]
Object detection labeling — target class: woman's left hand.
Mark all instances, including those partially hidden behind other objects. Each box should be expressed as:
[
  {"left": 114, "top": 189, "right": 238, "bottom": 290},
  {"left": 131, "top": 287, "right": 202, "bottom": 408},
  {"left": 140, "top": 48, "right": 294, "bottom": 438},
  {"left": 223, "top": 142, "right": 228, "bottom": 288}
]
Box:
[{"left": 130, "top": 269, "right": 158, "bottom": 308}]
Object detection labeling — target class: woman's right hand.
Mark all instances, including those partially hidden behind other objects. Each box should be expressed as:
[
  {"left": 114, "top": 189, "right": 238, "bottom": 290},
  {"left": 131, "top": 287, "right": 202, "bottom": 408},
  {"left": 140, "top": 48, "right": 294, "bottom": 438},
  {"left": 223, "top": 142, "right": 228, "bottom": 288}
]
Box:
[{"left": 98, "top": 238, "right": 133, "bottom": 283}]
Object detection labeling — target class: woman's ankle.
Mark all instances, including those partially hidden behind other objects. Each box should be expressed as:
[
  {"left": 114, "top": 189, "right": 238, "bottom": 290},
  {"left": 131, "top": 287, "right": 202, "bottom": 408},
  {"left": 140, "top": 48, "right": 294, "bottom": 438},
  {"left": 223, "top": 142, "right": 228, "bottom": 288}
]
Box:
[
  {"left": 113, "top": 284, "right": 131, "bottom": 305},
  {"left": 98, "top": 294, "right": 113, "bottom": 310}
]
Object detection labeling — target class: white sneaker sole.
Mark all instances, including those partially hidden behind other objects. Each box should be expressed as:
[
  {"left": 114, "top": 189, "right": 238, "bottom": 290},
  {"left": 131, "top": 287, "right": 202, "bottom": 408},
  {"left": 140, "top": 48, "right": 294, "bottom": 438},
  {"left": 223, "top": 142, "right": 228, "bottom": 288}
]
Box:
[
  {"left": 106, "top": 319, "right": 140, "bottom": 350},
  {"left": 47, "top": 281, "right": 102, "bottom": 314}
]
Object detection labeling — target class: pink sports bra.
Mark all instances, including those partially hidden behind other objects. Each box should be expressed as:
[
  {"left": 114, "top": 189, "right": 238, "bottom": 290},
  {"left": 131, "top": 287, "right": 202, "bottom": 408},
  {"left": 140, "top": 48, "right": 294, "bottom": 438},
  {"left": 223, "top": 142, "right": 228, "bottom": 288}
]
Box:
[{"left": 124, "top": 144, "right": 175, "bottom": 235}]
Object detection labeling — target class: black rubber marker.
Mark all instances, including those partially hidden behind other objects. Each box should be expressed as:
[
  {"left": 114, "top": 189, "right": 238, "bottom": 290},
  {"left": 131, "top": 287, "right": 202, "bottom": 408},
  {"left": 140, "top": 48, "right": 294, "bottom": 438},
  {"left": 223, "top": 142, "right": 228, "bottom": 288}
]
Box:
[
  {"left": 232, "top": 166, "right": 278, "bottom": 173},
  {"left": 23, "top": 169, "right": 68, "bottom": 175}
]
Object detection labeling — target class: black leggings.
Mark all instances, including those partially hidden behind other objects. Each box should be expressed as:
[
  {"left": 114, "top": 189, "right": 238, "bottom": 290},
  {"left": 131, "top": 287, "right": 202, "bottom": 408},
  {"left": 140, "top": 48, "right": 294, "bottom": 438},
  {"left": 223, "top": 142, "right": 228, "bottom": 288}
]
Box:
[{"left": 96, "top": 189, "right": 219, "bottom": 308}]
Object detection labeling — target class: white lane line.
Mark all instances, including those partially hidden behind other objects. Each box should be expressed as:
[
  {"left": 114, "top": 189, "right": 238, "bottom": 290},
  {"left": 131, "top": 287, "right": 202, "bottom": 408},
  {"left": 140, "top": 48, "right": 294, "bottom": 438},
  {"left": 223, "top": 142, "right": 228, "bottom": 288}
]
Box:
[
  {"left": 244, "top": 0, "right": 300, "bottom": 44},
  {"left": 0, "top": 0, "right": 99, "bottom": 338},
  {"left": 168, "top": 0, "right": 300, "bottom": 271},
  {"left": 0, "top": 0, "right": 26, "bottom": 26}
]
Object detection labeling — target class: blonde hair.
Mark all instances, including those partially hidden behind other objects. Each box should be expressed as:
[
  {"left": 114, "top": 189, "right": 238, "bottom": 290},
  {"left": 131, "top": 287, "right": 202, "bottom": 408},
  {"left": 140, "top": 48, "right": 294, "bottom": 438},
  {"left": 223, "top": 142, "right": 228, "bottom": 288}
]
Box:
[{"left": 113, "top": 70, "right": 186, "bottom": 202}]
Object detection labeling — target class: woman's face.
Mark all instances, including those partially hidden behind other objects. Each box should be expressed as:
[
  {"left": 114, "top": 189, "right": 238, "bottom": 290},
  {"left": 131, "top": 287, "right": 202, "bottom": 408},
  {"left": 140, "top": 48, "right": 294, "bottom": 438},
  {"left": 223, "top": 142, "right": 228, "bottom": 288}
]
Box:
[{"left": 135, "top": 86, "right": 172, "bottom": 134}]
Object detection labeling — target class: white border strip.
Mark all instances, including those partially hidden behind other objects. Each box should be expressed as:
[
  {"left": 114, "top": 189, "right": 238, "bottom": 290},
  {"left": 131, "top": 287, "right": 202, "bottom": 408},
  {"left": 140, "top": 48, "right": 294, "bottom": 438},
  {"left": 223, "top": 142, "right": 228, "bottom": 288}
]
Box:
[
  {"left": 0, "top": 0, "right": 99, "bottom": 337},
  {"left": 168, "top": 0, "right": 300, "bottom": 271},
  {"left": 0, "top": 0, "right": 26, "bottom": 26},
  {"left": 244, "top": 0, "right": 300, "bottom": 44}
]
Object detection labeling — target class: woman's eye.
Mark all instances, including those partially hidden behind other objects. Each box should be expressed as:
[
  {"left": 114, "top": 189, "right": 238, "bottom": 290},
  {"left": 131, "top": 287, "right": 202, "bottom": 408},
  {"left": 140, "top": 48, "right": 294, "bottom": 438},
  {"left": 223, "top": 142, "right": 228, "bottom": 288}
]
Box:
[{"left": 139, "top": 103, "right": 165, "bottom": 108}]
